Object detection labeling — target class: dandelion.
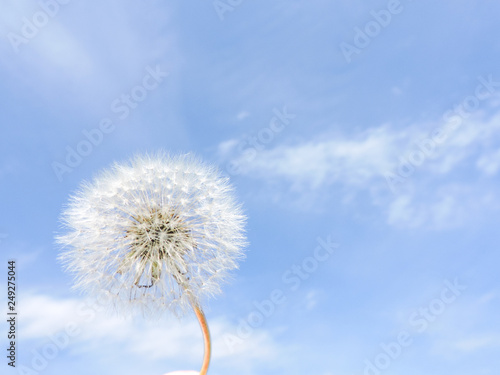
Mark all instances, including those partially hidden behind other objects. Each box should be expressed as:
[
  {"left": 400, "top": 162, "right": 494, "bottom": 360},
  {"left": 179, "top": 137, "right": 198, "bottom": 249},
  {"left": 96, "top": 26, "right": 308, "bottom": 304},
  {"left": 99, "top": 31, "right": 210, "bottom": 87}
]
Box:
[{"left": 57, "top": 152, "right": 247, "bottom": 375}]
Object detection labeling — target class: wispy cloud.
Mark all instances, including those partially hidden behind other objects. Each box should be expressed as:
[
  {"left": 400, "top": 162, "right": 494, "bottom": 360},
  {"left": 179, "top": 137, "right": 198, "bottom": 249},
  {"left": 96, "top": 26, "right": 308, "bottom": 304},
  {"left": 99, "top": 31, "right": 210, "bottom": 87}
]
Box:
[
  {"left": 220, "top": 124, "right": 400, "bottom": 189},
  {"left": 426, "top": 291, "right": 500, "bottom": 360},
  {"left": 453, "top": 336, "right": 500, "bottom": 352},
  {"left": 219, "top": 110, "right": 500, "bottom": 228},
  {"left": 20, "top": 294, "right": 280, "bottom": 370}
]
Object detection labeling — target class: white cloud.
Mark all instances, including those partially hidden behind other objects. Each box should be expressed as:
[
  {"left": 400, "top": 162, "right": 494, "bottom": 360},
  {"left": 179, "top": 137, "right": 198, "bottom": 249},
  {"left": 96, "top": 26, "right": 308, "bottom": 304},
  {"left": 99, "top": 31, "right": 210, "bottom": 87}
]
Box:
[
  {"left": 222, "top": 124, "right": 402, "bottom": 190},
  {"left": 425, "top": 290, "right": 500, "bottom": 359},
  {"left": 21, "top": 294, "right": 85, "bottom": 338},
  {"left": 431, "top": 330, "right": 500, "bottom": 360},
  {"left": 220, "top": 110, "right": 500, "bottom": 229},
  {"left": 477, "top": 149, "right": 500, "bottom": 175},
  {"left": 386, "top": 184, "right": 480, "bottom": 230},
  {"left": 237, "top": 111, "right": 250, "bottom": 121},
  {"left": 453, "top": 336, "right": 499, "bottom": 352},
  {"left": 218, "top": 139, "right": 240, "bottom": 158},
  {"left": 19, "top": 293, "right": 280, "bottom": 367},
  {"left": 387, "top": 194, "right": 425, "bottom": 228},
  {"left": 223, "top": 111, "right": 500, "bottom": 188},
  {"left": 304, "top": 289, "right": 320, "bottom": 311}
]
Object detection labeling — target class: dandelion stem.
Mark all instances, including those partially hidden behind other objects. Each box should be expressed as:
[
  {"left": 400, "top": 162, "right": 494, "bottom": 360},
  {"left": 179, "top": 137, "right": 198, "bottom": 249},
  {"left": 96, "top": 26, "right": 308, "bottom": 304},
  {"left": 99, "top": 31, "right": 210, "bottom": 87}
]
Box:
[{"left": 192, "top": 302, "right": 211, "bottom": 375}]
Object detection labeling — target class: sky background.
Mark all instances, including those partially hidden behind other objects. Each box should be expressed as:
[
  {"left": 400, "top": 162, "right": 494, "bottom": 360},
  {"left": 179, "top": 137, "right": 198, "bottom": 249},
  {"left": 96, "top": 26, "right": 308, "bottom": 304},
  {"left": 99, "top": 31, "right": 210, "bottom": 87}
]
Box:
[{"left": 1, "top": 1, "right": 500, "bottom": 374}]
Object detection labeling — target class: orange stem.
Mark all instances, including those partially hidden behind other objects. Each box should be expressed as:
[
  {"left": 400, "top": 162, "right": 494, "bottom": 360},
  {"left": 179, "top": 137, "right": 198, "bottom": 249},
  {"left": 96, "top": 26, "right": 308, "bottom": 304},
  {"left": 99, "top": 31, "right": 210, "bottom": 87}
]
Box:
[{"left": 192, "top": 303, "right": 211, "bottom": 375}]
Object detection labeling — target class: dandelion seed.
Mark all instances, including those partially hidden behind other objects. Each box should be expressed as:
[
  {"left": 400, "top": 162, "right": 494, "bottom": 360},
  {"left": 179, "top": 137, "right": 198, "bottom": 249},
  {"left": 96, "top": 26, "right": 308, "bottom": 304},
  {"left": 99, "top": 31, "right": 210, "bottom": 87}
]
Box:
[{"left": 57, "top": 152, "right": 247, "bottom": 374}]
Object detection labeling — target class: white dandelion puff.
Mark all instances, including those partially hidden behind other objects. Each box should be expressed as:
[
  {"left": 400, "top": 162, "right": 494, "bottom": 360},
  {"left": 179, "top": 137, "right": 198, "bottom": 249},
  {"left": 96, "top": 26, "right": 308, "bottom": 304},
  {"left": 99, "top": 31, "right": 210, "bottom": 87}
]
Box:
[{"left": 56, "top": 152, "right": 247, "bottom": 375}]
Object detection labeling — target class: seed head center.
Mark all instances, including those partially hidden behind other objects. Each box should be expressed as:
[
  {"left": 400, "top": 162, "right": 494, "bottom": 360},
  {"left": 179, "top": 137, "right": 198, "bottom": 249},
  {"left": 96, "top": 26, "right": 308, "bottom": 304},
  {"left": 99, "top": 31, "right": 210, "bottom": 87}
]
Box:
[{"left": 127, "top": 208, "right": 192, "bottom": 259}]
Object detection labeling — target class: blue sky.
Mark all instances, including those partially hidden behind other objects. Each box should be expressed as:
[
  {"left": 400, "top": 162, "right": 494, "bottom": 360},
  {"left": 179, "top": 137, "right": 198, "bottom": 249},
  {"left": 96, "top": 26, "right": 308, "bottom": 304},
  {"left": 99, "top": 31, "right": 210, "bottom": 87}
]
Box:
[{"left": 1, "top": 1, "right": 500, "bottom": 374}]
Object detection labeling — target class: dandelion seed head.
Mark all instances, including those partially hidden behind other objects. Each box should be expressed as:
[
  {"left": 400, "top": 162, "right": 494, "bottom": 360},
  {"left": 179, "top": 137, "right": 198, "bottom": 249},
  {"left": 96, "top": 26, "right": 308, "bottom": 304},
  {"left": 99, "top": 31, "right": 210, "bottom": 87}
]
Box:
[{"left": 57, "top": 152, "right": 246, "bottom": 317}]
